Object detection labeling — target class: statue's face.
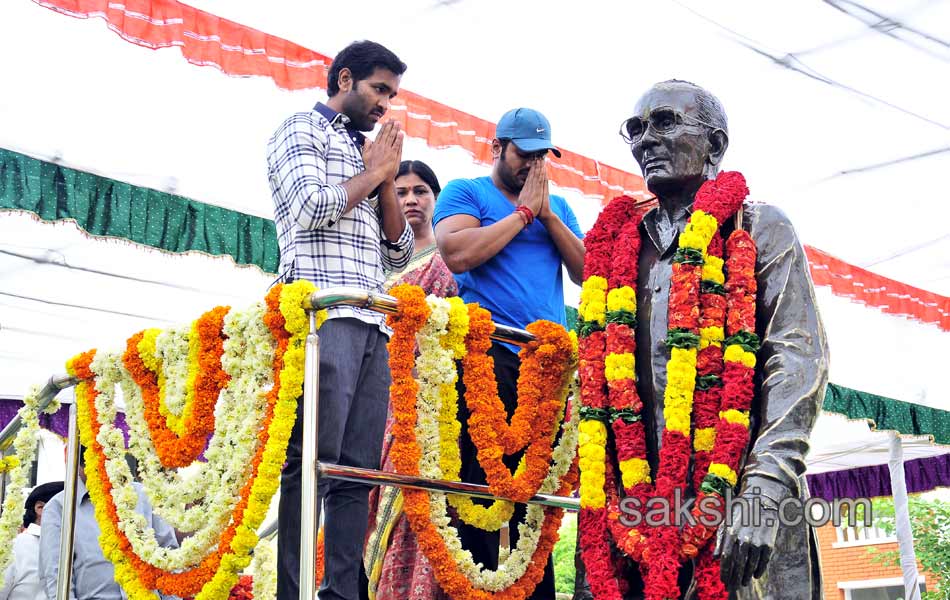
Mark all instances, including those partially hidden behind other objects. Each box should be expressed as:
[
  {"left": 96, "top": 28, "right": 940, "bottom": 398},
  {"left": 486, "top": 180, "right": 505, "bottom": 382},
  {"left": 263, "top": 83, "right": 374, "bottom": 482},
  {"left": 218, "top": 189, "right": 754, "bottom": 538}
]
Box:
[{"left": 629, "top": 86, "right": 712, "bottom": 197}]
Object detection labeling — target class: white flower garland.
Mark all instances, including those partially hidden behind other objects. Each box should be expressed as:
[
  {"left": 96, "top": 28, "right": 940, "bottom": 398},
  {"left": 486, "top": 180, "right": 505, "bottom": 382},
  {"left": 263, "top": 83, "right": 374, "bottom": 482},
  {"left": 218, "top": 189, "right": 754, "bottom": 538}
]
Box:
[
  {"left": 0, "top": 385, "right": 60, "bottom": 587},
  {"left": 155, "top": 324, "right": 190, "bottom": 423},
  {"left": 250, "top": 539, "right": 277, "bottom": 600},
  {"left": 87, "top": 302, "right": 276, "bottom": 571},
  {"left": 414, "top": 297, "right": 580, "bottom": 592},
  {"left": 122, "top": 303, "right": 273, "bottom": 532},
  {"left": 416, "top": 297, "right": 453, "bottom": 477}
]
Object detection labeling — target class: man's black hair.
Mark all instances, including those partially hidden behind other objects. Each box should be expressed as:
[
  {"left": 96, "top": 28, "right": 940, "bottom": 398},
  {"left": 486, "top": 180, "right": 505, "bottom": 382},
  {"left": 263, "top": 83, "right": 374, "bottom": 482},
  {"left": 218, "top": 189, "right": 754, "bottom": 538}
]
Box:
[
  {"left": 23, "top": 481, "right": 64, "bottom": 527},
  {"left": 327, "top": 40, "right": 407, "bottom": 97},
  {"left": 497, "top": 138, "right": 512, "bottom": 159}
]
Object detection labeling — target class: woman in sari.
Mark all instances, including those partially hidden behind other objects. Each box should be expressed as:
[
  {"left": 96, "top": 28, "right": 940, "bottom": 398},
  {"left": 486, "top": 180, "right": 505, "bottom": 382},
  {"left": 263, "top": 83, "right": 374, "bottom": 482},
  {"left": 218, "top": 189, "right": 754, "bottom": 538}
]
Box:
[{"left": 363, "top": 160, "right": 456, "bottom": 600}]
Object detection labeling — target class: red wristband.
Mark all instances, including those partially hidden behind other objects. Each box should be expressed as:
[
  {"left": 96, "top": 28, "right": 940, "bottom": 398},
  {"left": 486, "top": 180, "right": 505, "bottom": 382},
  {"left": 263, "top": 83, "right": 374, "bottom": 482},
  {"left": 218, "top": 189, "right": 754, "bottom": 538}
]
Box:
[{"left": 515, "top": 205, "right": 535, "bottom": 225}]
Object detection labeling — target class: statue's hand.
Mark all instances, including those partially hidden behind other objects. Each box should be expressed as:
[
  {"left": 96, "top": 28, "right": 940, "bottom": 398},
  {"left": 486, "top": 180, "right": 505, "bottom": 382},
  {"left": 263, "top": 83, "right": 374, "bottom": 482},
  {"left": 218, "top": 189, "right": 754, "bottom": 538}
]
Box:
[{"left": 713, "top": 490, "right": 780, "bottom": 590}]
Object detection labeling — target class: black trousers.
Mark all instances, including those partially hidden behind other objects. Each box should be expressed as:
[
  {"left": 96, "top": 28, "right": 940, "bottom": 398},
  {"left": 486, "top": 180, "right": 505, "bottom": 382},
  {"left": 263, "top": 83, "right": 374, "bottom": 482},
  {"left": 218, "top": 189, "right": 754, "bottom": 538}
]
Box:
[
  {"left": 277, "top": 319, "right": 391, "bottom": 600},
  {"left": 455, "top": 342, "right": 556, "bottom": 600}
]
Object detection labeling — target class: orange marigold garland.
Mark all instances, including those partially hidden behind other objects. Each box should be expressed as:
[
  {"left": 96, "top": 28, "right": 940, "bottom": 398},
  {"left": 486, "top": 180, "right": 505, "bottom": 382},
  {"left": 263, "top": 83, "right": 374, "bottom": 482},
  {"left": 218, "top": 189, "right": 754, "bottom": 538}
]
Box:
[
  {"left": 386, "top": 284, "right": 578, "bottom": 600},
  {"left": 67, "top": 282, "right": 315, "bottom": 599},
  {"left": 125, "top": 306, "right": 230, "bottom": 468},
  {"left": 461, "top": 304, "right": 574, "bottom": 503}
]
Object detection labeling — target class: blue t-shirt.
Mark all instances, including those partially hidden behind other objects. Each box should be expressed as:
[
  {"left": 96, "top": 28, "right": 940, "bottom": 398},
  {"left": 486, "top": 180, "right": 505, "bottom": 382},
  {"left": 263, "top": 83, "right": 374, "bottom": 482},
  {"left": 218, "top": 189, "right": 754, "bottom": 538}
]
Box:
[{"left": 433, "top": 176, "right": 583, "bottom": 343}]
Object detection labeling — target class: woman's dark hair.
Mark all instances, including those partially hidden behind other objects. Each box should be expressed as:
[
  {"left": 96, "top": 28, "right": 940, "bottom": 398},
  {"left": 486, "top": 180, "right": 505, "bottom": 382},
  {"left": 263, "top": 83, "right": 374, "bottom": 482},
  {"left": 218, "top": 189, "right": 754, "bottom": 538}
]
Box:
[
  {"left": 327, "top": 40, "right": 407, "bottom": 97},
  {"left": 396, "top": 160, "right": 441, "bottom": 197}
]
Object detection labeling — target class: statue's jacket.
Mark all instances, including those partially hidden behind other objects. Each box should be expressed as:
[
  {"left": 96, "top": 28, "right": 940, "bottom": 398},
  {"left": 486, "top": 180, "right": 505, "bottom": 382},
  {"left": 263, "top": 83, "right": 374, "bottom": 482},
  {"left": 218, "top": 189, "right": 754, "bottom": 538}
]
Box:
[{"left": 577, "top": 202, "right": 829, "bottom": 600}]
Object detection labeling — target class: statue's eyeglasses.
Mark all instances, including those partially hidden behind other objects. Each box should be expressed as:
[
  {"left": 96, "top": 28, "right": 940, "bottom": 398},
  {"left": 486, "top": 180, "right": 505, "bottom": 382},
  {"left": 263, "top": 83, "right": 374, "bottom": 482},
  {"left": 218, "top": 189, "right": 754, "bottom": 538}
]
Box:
[{"left": 619, "top": 107, "right": 716, "bottom": 144}]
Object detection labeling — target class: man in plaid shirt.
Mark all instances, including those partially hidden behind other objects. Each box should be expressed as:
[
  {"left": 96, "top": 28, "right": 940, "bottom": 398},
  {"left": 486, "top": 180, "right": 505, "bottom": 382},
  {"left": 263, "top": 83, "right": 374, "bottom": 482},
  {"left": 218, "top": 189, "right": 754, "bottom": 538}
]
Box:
[{"left": 267, "top": 40, "right": 412, "bottom": 600}]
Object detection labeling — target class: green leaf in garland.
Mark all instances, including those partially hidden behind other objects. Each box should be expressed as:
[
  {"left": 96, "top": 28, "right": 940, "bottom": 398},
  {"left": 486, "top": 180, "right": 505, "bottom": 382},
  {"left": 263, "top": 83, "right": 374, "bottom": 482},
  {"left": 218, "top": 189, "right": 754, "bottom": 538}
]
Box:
[
  {"left": 576, "top": 318, "right": 604, "bottom": 337},
  {"left": 695, "top": 374, "right": 723, "bottom": 390},
  {"left": 673, "top": 247, "right": 704, "bottom": 265},
  {"left": 609, "top": 408, "right": 642, "bottom": 424},
  {"left": 606, "top": 309, "right": 636, "bottom": 327},
  {"left": 665, "top": 328, "right": 700, "bottom": 349},
  {"left": 700, "top": 280, "right": 726, "bottom": 295},
  {"left": 579, "top": 406, "right": 612, "bottom": 423},
  {"left": 724, "top": 331, "right": 761, "bottom": 353},
  {"left": 701, "top": 473, "right": 732, "bottom": 497}
]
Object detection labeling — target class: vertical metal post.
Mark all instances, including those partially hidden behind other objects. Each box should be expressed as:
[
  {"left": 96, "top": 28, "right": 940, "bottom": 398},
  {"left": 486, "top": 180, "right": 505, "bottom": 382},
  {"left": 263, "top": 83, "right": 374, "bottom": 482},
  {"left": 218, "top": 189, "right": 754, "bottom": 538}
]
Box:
[
  {"left": 299, "top": 310, "right": 321, "bottom": 600},
  {"left": 888, "top": 432, "right": 922, "bottom": 600},
  {"left": 57, "top": 399, "right": 81, "bottom": 600},
  {"left": 0, "top": 450, "right": 7, "bottom": 516}
]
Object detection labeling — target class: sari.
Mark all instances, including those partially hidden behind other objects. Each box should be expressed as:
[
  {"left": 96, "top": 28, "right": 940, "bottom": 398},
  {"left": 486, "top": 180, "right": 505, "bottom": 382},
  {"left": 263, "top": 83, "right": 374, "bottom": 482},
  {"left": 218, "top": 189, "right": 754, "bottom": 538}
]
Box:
[{"left": 364, "top": 244, "right": 457, "bottom": 600}]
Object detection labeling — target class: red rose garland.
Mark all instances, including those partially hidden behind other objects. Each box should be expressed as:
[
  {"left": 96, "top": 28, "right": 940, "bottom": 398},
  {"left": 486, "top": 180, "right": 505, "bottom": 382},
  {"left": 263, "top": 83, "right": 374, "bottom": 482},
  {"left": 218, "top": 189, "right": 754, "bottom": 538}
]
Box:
[
  {"left": 577, "top": 172, "right": 755, "bottom": 600},
  {"left": 681, "top": 227, "right": 758, "bottom": 600},
  {"left": 577, "top": 196, "right": 642, "bottom": 600}
]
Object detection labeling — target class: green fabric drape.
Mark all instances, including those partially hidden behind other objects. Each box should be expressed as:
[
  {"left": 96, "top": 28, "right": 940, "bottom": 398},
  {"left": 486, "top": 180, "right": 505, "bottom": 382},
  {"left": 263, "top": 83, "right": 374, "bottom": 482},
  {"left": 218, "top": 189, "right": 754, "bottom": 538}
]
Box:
[
  {"left": 0, "top": 148, "right": 279, "bottom": 273},
  {"left": 824, "top": 383, "right": 950, "bottom": 445},
  {"left": 3, "top": 148, "right": 949, "bottom": 444}
]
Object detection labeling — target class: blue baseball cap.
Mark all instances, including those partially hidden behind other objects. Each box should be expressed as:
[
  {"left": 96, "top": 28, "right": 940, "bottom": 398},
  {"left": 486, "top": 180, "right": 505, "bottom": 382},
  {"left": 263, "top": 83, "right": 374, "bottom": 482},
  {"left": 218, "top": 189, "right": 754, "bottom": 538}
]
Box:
[{"left": 495, "top": 108, "right": 562, "bottom": 158}]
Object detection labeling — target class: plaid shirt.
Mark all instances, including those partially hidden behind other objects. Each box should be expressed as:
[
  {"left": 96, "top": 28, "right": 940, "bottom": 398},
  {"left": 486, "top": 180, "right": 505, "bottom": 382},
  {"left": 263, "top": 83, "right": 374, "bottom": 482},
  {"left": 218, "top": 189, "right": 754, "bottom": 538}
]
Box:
[{"left": 267, "top": 104, "right": 414, "bottom": 332}]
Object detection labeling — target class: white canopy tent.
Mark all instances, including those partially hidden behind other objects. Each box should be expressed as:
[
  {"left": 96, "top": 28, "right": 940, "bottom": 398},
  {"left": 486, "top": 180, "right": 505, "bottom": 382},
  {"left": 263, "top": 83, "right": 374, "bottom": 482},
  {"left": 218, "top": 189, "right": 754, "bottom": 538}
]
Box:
[{"left": 0, "top": 0, "right": 947, "bottom": 595}]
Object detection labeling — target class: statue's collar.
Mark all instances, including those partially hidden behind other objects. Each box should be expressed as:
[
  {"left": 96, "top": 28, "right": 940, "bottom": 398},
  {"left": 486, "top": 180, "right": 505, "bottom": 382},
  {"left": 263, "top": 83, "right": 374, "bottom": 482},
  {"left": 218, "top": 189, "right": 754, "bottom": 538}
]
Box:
[{"left": 640, "top": 203, "right": 694, "bottom": 255}]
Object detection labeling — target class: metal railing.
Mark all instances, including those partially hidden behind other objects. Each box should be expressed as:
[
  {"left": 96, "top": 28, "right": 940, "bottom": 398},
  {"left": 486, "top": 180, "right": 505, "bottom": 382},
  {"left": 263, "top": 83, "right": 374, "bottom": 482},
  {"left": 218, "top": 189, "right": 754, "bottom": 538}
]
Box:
[
  {"left": 18, "top": 287, "right": 577, "bottom": 600},
  {"left": 0, "top": 375, "right": 78, "bottom": 600}
]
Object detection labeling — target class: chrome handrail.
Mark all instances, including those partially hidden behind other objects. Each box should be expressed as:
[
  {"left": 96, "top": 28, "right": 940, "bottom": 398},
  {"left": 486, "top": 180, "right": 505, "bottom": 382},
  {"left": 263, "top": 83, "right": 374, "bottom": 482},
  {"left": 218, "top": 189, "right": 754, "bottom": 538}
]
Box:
[
  {"left": 307, "top": 288, "right": 537, "bottom": 346},
  {"left": 0, "top": 374, "right": 76, "bottom": 451},
  {"left": 320, "top": 464, "right": 579, "bottom": 511}
]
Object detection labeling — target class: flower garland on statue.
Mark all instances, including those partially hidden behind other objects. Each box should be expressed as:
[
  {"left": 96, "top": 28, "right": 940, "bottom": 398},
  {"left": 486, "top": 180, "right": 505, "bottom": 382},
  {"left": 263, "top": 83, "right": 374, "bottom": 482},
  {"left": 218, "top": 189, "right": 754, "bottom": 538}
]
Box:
[
  {"left": 0, "top": 385, "right": 60, "bottom": 587},
  {"left": 387, "top": 285, "right": 579, "bottom": 599},
  {"left": 66, "top": 281, "right": 322, "bottom": 599},
  {"left": 577, "top": 196, "right": 643, "bottom": 600},
  {"left": 576, "top": 172, "right": 753, "bottom": 600},
  {"left": 681, "top": 202, "right": 759, "bottom": 599},
  {"left": 121, "top": 303, "right": 274, "bottom": 535}
]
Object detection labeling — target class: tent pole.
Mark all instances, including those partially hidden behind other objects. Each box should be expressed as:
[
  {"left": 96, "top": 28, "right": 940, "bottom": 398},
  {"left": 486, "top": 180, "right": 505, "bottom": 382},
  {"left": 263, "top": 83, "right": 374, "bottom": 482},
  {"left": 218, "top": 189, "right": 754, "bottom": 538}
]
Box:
[{"left": 887, "top": 431, "right": 921, "bottom": 600}]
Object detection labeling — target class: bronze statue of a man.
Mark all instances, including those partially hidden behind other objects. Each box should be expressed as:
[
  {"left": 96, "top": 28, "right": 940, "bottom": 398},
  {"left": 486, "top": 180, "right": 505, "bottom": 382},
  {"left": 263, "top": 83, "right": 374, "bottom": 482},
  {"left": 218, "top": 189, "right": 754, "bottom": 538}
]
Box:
[{"left": 574, "top": 80, "right": 828, "bottom": 599}]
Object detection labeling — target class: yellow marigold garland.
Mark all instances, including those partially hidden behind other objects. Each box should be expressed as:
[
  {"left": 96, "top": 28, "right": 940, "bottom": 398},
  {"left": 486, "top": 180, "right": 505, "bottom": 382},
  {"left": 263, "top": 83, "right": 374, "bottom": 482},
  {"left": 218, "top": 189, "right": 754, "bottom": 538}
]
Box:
[
  {"left": 65, "top": 280, "right": 321, "bottom": 599},
  {"left": 137, "top": 328, "right": 187, "bottom": 436},
  {"left": 386, "top": 284, "right": 579, "bottom": 599},
  {"left": 436, "top": 298, "right": 518, "bottom": 531}
]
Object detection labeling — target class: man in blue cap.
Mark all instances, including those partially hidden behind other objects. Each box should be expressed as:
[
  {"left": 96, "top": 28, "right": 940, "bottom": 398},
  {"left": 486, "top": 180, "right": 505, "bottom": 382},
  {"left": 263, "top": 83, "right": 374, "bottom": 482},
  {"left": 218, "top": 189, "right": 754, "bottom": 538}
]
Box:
[{"left": 433, "top": 107, "right": 584, "bottom": 599}]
